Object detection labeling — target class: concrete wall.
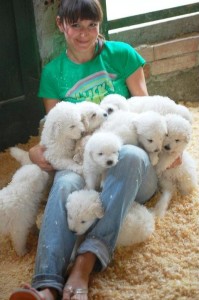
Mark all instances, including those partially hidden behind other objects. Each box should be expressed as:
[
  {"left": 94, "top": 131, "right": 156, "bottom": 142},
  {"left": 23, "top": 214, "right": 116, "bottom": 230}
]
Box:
[{"left": 32, "top": 1, "right": 199, "bottom": 101}]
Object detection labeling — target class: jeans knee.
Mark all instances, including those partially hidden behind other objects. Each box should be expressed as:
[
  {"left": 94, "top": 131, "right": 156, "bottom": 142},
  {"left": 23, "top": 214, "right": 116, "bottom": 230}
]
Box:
[
  {"left": 53, "top": 171, "right": 85, "bottom": 195},
  {"left": 119, "top": 145, "right": 149, "bottom": 166}
]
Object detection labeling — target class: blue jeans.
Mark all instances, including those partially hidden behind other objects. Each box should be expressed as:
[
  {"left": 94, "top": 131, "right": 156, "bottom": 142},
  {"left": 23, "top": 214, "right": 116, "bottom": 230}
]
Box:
[{"left": 32, "top": 145, "right": 157, "bottom": 294}]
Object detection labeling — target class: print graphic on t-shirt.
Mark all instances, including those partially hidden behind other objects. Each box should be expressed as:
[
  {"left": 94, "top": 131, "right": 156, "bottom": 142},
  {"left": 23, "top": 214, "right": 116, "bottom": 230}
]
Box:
[{"left": 65, "top": 71, "right": 116, "bottom": 103}]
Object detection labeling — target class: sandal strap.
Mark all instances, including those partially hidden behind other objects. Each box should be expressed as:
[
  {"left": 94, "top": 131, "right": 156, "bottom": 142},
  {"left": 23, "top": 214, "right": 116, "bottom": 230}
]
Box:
[
  {"left": 74, "top": 288, "right": 88, "bottom": 294},
  {"left": 64, "top": 285, "right": 88, "bottom": 295}
]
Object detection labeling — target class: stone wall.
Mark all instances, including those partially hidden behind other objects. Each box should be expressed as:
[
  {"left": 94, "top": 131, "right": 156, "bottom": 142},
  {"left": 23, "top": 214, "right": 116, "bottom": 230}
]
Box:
[{"left": 137, "top": 34, "right": 199, "bottom": 102}]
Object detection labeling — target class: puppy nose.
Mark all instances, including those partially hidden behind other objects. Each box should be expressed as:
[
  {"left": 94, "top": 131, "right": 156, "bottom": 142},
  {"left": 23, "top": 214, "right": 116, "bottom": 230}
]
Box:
[
  {"left": 106, "top": 160, "right": 113, "bottom": 166},
  {"left": 164, "top": 144, "right": 171, "bottom": 150},
  {"left": 103, "top": 112, "right": 108, "bottom": 118}
]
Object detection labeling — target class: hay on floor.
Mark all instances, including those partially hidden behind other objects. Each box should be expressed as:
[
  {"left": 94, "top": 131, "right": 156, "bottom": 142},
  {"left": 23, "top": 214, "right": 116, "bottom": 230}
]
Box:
[{"left": 0, "top": 103, "right": 199, "bottom": 300}]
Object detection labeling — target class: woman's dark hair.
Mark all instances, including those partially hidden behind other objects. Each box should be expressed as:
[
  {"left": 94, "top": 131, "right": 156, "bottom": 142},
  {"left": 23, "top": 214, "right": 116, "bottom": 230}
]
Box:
[{"left": 58, "top": 0, "right": 103, "bottom": 24}]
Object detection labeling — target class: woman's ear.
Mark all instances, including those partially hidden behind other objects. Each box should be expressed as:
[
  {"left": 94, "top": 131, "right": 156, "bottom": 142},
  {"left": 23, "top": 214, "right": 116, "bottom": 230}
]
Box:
[{"left": 56, "top": 16, "right": 64, "bottom": 32}]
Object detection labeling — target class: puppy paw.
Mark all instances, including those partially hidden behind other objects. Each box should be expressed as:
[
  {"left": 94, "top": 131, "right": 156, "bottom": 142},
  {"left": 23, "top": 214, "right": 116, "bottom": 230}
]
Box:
[
  {"left": 151, "top": 205, "right": 166, "bottom": 218},
  {"left": 15, "top": 246, "right": 28, "bottom": 257},
  {"left": 73, "top": 164, "right": 83, "bottom": 175}
]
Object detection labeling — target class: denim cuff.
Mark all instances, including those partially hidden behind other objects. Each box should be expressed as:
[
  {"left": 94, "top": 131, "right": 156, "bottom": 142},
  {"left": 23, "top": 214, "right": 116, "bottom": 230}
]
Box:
[
  {"left": 77, "top": 236, "right": 111, "bottom": 272},
  {"left": 32, "top": 274, "right": 64, "bottom": 295}
]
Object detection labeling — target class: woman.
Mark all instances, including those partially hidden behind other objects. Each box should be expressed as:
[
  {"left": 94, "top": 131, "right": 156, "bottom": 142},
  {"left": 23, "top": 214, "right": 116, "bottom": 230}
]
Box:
[{"left": 9, "top": 0, "right": 157, "bottom": 299}]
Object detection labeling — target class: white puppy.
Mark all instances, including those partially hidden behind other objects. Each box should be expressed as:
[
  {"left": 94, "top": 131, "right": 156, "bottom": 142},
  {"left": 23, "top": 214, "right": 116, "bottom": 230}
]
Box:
[
  {"left": 134, "top": 111, "right": 168, "bottom": 165},
  {"left": 127, "top": 95, "right": 192, "bottom": 123},
  {"left": 76, "top": 101, "right": 108, "bottom": 134},
  {"left": 73, "top": 135, "right": 91, "bottom": 165},
  {"left": 117, "top": 202, "right": 155, "bottom": 246},
  {"left": 99, "top": 110, "right": 138, "bottom": 145},
  {"left": 66, "top": 189, "right": 155, "bottom": 245},
  {"left": 83, "top": 131, "right": 123, "bottom": 190},
  {"left": 153, "top": 114, "right": 197, "bottom": 217},
  {"left": 100, "top": 93, "right": 129, "bottom": 115},
  {"left": 66, "top": 189, "right": 104, "bottom": 235},
  {"left": 0, "top": 164, "right": 49, "bottom": 256},
  {"left": 99, "top": 110, "right": 168, "bottom": 165},
  {"left": 41, "top": 101, "right": 85, "bottom": 174}
]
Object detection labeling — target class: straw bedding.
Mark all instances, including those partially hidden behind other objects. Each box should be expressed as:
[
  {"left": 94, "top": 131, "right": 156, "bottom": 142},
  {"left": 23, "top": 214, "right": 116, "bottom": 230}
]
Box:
[{"left": 0, "top": 102, "right": 198, "bottom": 300}]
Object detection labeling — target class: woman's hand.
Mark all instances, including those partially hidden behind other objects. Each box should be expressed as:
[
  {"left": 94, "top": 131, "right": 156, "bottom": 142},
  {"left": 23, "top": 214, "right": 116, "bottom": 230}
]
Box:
[
  {"left": 29, "top": 144, "right": 54, "bottom": 172},
  {"left": 167, "top": 155, "right": 182, "bottom": 169}
]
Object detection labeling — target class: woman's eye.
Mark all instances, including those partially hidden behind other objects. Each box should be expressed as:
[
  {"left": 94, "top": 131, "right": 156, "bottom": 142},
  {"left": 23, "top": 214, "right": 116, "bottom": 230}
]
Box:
[
  {"left": 71, "top": 23, "right": 80, "bottom": 28},
  {"left": 89, "top": 23, "right": 98, "bottom": 28}
]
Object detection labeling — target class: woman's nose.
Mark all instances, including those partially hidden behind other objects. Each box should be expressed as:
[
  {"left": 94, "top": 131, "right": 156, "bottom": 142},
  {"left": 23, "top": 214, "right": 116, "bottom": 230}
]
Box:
[{"left": 79, "top": 28, "right": 88, "bottom": 36}]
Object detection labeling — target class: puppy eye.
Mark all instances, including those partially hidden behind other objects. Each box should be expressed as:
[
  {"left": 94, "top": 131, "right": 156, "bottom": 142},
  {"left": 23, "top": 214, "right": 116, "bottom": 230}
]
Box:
[
  {"left": 147, "top": 139, "right": 153, "bottom": 143},
  {"left": 70, "top": 125, "right": 75, "bottom": 129},
  {"left": 175, "top": 139, "right": 180, "bottom": 142},
  {"left": 91, "top": 113, "right": 96, "bottom": 118},
  {"left": 98, "top": 152, "right": 103, "bottom": 156},
  {"left": 81, "top": 220, "right": 86, "bottom": 224},
  {"left": 108, "top": 108, "right": 114, "bottom": 114}
]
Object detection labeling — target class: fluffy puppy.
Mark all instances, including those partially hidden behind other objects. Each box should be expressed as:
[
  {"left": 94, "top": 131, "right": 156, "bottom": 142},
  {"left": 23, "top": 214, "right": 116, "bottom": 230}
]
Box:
[
  {"left": 117, "top": 202, "right": 155, "bottom": 246},
  {"left": 153, "top": 113, "right": 197, "bottom": 217},
  {"left": 41, "top": 101, "right": 85, "bottom": 174},
  {"left": 99, "top": 110, "right": 138, "bottom": 145},
  {"left": 66, "top": 189, "right": 155, "bottom": 245},
  {"left": 73, "top": 102, "right": 108, "bottom": 165},
  {"left": 73, "top": 135, "right": 91, "bottom": 165},
  {"left": 134, "top": 111, "right": 168, "bottom": 165},
  {"left": 100, "top": 93, "right": 129, "bottom": 115},
  {"left": 99, "top": 110, "right": 168, "bottom": 165},
  {"left": 0, "top": 164, "right": 49, "bottom": 256},
  {"left": 66, "top": 189, "right": 104, "bottom": 235},
  {"left": 83, "top": 131, "right": 123, "bottom": 190},
  {"left": 76, "top": 101, "right": 108, "bottom": 134},
  {"left": 127, "top": 95, "right": 192, "bottom": 123}
]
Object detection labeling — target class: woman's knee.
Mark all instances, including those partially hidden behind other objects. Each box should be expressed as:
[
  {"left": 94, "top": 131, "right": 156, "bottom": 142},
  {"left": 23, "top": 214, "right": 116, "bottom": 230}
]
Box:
[
  {"left": 53, "top": 170, "right": 85, "bottom": 194},
  {"left": 119, "top": 145, "right": 150, "bottom": 167}
]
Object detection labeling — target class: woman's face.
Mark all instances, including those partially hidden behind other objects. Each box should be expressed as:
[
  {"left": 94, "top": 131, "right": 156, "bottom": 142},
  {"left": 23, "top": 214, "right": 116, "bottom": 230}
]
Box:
[{"left": 57, "top": 18, "right": 100, "bottom": 53}]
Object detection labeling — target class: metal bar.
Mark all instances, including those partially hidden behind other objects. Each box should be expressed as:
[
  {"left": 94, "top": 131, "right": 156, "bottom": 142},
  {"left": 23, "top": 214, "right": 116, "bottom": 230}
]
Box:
[
  {"left": 102, "top": 3, "right": 199, "bottom": 35},
  {"left": 100, "top": 0, "right": 109, "bottom": 39},
  {"left": 0, "top": 95, "right": 25, "bottom": 108}
]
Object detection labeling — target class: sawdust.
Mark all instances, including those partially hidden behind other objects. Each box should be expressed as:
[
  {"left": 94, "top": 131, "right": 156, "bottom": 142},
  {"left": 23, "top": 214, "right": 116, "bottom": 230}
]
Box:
[{"left": 0, "top": 103, "right": 199, "bottom": 300}]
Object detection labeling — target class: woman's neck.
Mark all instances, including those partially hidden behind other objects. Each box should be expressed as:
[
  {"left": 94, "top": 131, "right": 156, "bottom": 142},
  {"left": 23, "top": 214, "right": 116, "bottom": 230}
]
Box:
[{"left": 66, "top": 46, "right": 96, "bottom": 64}]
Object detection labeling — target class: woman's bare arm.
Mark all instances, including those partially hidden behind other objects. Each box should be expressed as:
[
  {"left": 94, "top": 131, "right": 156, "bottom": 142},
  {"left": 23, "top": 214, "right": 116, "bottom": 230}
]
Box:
[{"left": 126, "top": 67, "right": 148, "bottom": 96}]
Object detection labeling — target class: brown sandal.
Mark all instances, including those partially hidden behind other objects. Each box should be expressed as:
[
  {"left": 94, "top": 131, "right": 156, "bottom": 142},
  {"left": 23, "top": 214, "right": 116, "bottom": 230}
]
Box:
[{"left": 9, "top": 288, "right": 45, "bottom": 300}]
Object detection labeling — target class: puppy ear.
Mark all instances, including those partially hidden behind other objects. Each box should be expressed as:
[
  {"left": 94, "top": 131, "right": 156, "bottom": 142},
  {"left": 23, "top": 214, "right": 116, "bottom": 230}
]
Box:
[
  {"left": 90, "top": 202, "right": 104, "bottom": 219},
  {"left": 81, "top": 115, "right": 89, "bottom": 132},
  {"left": 89, "top": 150, "right": 94, "bottom": 161},
  {"left": 50, "top": 121, "right": 62, "bottom": 138}
]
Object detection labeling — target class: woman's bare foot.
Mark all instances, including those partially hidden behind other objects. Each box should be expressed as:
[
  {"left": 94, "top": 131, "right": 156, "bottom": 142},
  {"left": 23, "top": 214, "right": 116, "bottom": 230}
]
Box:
[{"left": 63, "top": 252, "right": 96, "bottom": 300}]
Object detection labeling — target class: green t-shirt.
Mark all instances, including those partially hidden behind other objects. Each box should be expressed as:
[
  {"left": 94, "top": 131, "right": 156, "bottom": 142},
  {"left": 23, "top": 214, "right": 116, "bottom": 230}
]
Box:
[{"left": 38, "top": 41, "right": 145, "bottom": 104}]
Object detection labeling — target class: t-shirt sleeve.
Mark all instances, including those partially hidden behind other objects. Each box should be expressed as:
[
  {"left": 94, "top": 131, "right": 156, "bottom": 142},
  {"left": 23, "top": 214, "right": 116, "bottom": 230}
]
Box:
[
  {"left": 121, "top": 42, "right": 146, "bottom": 79},
  {"left": 38, "top": 65, "right": 59, "bottom": 99}
]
